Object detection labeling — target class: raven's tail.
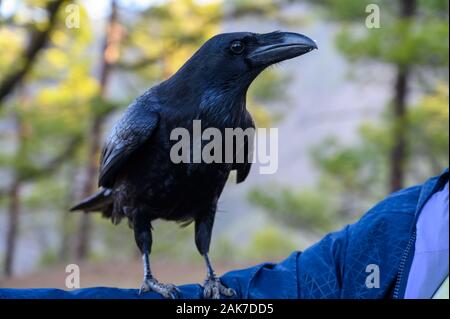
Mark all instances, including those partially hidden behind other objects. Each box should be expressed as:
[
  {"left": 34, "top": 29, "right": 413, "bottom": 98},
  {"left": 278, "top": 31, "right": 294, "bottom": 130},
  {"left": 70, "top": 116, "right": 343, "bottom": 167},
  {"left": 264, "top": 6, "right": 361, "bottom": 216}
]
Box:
[{"left": 70, "top": 188, "right": 113, "bottom": 213}]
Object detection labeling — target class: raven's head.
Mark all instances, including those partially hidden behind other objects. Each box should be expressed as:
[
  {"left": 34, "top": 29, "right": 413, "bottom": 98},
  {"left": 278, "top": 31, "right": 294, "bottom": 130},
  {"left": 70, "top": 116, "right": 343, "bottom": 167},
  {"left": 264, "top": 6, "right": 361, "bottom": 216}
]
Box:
[{"left": 169, "top": 31, "right": 317, "bottom": 94}]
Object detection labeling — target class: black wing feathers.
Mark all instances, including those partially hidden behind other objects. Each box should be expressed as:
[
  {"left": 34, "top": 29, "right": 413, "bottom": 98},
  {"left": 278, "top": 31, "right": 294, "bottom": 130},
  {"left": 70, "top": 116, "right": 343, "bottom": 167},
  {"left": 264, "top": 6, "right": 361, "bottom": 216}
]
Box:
[
  {"left": 98, "top": 104, "right": 159, "bottom": 187},
  {"left": 233, "top": 111, "right": 255, "bottom": 183}
]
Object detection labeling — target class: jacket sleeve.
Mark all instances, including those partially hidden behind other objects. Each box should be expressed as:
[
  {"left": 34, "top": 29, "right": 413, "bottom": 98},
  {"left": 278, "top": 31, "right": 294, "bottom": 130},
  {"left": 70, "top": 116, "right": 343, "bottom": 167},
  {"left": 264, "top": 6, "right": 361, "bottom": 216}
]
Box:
[{"left": 220, "top": 226, "right": 350, "bottom": 299}]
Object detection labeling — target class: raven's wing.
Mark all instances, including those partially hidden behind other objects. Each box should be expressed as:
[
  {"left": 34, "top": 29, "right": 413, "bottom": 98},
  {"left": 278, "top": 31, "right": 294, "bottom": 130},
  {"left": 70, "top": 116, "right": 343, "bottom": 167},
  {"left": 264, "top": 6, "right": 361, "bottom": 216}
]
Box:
[
  {"left": 98, "top": 103, "right": 159, "bottom": 187},
  {"left": 232, "top": 111, "right": 255, "bottom": 184}
]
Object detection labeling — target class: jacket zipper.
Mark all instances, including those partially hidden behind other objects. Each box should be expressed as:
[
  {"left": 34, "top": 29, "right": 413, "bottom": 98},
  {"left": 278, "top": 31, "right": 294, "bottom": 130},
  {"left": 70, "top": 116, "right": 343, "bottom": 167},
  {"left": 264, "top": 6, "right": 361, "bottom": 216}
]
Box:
[
  {"left": 393, "top": 230, "right": 416, "bottom": 299},
  {"left": 392, "top": 170, "right": 448, "bottom": 299}
]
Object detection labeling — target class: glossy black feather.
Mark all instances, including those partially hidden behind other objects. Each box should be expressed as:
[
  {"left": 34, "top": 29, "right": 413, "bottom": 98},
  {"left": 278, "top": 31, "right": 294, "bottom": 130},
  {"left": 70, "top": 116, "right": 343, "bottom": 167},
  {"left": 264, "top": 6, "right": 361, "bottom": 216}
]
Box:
[
  {"left": 232, "top": 111, "right": 255, "bottom": 183},
  {"left": 99, "top": 101, "right": 160, "bottom": 188}
]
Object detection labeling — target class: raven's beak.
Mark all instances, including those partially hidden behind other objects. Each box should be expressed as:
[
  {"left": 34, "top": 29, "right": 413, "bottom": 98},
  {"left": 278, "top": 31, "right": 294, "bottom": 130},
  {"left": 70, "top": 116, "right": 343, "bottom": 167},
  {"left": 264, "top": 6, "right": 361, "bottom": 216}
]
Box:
[{"left": 248, "top": 32, "right": 317, "bottom": 67}]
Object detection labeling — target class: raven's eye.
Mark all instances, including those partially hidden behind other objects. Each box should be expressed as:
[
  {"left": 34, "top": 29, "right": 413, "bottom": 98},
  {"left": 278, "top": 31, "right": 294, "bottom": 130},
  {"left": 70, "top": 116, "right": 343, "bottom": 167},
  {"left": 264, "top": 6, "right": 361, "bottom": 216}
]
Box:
[{"left": 230, "top": 40, "right": 245, "bottom": 54}]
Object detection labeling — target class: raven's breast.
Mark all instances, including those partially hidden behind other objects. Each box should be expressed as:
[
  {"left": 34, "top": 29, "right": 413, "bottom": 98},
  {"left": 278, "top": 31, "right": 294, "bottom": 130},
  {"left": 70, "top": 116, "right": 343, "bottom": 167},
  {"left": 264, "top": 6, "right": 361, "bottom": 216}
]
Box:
[{"left": 115, "top": 137, "right": 231, "bottom": 223}]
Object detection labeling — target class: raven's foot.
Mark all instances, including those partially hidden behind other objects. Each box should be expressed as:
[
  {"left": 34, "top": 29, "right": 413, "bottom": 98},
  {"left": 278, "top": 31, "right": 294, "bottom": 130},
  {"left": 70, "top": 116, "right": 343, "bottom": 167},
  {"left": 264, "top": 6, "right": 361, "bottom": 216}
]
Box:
[
  {"left": 203, "top": 275, "right": 235, "bottom": 299},
  {"left": 139, "top": 277, "right": 180, "bottom": 299}
]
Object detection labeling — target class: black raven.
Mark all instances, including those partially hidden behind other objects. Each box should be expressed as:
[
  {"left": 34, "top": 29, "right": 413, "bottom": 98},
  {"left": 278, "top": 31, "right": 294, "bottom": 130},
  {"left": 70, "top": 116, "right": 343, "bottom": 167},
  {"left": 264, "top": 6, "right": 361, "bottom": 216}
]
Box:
[{"left": 71, "top": 31, "right": 317, "bottom": 298}]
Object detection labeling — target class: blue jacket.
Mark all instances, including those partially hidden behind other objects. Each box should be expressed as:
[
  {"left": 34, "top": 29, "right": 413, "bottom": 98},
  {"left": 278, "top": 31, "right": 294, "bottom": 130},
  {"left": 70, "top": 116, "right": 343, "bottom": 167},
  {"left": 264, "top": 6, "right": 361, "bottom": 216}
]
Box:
[{"left": 1, "top": 169, "right": 448, "bottom": 299}]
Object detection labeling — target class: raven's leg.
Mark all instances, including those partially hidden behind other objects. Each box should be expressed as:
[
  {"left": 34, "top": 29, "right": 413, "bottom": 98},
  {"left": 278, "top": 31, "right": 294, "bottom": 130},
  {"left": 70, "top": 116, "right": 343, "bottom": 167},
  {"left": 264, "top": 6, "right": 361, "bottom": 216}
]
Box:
[
  {"left": 134, "top": 215, "right": 179, "bottom": 298},
  {"left": 195, "top": 213, "right": 235, "bottom": 299}
]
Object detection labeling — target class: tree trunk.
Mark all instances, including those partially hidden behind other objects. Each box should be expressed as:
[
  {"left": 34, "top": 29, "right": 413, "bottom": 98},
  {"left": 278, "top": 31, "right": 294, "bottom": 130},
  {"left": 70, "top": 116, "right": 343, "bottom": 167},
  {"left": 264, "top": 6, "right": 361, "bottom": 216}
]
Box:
[
  {"left": 4, "top": 180, "right": 21, "bottom": 277},
  {"left": 389, "top": 68, "right": 409, "bottom": 192},
  {"left": 75, "top": 117, "right": 102, "bottom": 260},
  {"left": 389, "top": 0, "right": 416, "bottom": 192},
  {"left": 75, "top": 0, "right": 121, "bottom": 260},
  {"left": 4, "top": 110, "right": 26, "bottom": 277},
  {"left": 59, "top": 167, "right": 77, "bottom": 261}
]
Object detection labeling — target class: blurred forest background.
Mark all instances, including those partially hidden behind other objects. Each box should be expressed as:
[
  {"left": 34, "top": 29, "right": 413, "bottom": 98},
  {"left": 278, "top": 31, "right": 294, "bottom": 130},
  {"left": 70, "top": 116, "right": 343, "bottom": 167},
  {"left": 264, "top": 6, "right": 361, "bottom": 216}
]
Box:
[{"left": 0, "top": 0, "right": 448, "bottom": 288}]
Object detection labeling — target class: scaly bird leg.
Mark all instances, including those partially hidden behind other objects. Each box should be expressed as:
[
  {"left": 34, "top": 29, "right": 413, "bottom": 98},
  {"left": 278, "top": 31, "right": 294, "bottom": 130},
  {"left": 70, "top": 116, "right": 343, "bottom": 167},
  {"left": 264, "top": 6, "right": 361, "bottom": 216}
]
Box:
[
  {"left": 195, "top": 212, "right": 235, "bottom": 299},
  {"left": 202, "top": 253, "right": 235, "bottom": 299},
  {"left": 138, "top": 251, "right": 180, "bottom": 298},
  {"left": 134, "top": 218, "right": 179, "bottom": 298}
]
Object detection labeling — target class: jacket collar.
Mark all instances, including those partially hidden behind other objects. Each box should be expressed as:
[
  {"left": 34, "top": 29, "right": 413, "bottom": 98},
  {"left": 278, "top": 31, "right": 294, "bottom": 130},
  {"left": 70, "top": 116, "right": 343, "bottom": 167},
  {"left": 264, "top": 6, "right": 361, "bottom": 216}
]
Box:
[
  {"left": 396, "top": 168, "right": 449, "bottom": 298},
  {"left": 415, "top": 168, "right": 449, "bottom": 218}
]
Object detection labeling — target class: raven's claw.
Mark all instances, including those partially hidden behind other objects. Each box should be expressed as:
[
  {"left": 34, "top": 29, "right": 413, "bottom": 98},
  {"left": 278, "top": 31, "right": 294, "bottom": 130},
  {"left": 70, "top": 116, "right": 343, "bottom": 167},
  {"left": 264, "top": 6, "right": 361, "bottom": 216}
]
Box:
[
  {"left": 139, "top": 277, "right": 180, "bottom": 299},
  {"left": 203, "top": 276, "right": 235, "bottom": 299}
]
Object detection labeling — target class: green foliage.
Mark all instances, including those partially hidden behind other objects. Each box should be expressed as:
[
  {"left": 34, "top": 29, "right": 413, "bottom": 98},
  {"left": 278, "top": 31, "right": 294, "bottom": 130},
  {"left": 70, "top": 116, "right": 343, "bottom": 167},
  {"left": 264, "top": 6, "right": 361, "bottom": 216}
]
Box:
[
  {"left": 0, "top": 28, "right": 23, "bottom": 74},
  {"left": 248, "top": 0, "right": 449, "bottom": 233},
  {"left": 24, "top": 178, "right": 66, "bottom": 209},
  {"left": 250, "top": 80, "right": 449, "bottom": 230},
  {"left": 0, "top": 4, "right": 96, "bottom": 181},
  {"left": 318, "top": 0, "right": 450, "bottom": 68},
  {"left": 248, "top": 186, "right": 336, "bottom": 232},
  {"left": 151, "top": 221, "right": 197, "bottom": 261},
  {"left": 310, "top": 0, "right": 387, "bottom": 21},
  {"left": 226, "top": 0, "right": 278, "bottom": 17},
  {"left": 406, "top": 84, "right": 449, "bottom": 176},
  {"left": 311, "top": 125, "right": 387, "bottom": 199},
  {"left": 120, "top": 0, "right": 221, "bottom": 87},
  {"left": 312, "top": 85, "right": 448, "bottom": 212},
  {"left": 38, "top": 249, "right": 59, "bottom": 267},
  {"left": 250, "top": 69, "right": 290, "bottom": 104},
  {"left": 336, "top": 19, "right": 449, "bottom": 67},
  {"left": 210, "top": 237, "right": 239, "bottom": 262},
  {"left": 245, "top": 226, "right": 297, "bottom": 260}
]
